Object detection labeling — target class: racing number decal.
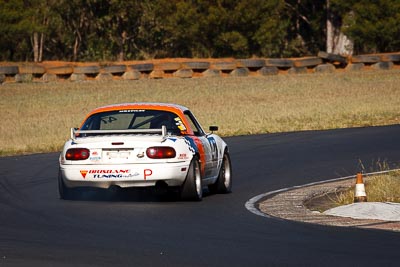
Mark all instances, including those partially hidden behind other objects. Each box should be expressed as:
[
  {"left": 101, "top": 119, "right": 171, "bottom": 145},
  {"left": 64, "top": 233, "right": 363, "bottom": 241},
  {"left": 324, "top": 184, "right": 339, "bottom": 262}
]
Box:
[
  {"left": 101, "top": 116, "right": 117, "bottom": 124},
  {"left": 207, "top": 137, "right": 218, "bottom": 161},
  {"left": 184, "top": 136, "right": 217, "bottom": 177}
]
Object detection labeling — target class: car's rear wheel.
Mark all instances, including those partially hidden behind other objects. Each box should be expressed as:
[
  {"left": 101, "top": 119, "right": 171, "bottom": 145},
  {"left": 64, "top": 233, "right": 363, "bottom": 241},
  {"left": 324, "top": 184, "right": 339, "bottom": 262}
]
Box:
[
  {"left": 180, "top": 158, "right": 202, "bottom": 201},
  {"left": 58, "top": 170, "right": 71, "bottom": 200},
  {"left": 209, "top": 152, "right": 232, "bottom": 194}
]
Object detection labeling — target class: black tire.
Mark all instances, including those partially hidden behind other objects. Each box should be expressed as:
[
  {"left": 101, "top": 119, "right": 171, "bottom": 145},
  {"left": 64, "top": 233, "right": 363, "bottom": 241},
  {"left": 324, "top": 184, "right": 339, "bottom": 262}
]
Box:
[
  {"left": 209, "top": 152, "right": 232, "bottom": 194},
  {"left": 265, "top": 58, "right": 294, "bottom": 68},
  {"left": 157, "top": 62, "right": 181, "bottom": 71},
  {"left": 346, "top": 63, "right": 364, "bottom": 72},
  {"left": 0, "top": 65, "right": 19, "bottom": 75},
  {"left": 46, "top": 65, "right": 73, "bottom": 75},
  {"left": 129, "top": 63, "right": 154, "bottom": 72},
  {"left": 102, "top": 65, "right": 126, "bottom": 74},
  {"left": 317, "top": 51, "right": 348, "bottom": 64},
  {"left": 202, "top": 69, "right": 221, "bottom": 77},
  {"left": 58, "top": 170, "right": 71, "bottom": 200},
  {"left": 230, "top": 67, "right": 249, "bottom": 77},
  {"left": 380, "top": 53, "right": 400, "bottom": 62},
  {"left": 15, "top": 73, "right": 33, "bottom": 83},
  {"left": 237, "top": 59, "right": 265, "bottom": 68},
  {"left": 122, "top": 70, "right": 141, "bottom": 80},
  {"left": 258, "top": 66, "right": 279, "bottom": 76},
  {"left": 288, "top": 66, "right": 308, "bottom": 74},
  {"left": 149, "top": 70, "right": 164, "bottom": 79},
  {"left": 182, "top": 61, "right": 210, "bottom": 70},
  {"left": 314, "top": 63, "right": 336, "bottom": 73},
  {"left": 180, "top": 158, "right": 202, "bottom": 201},
  {"left": 293, "top": 57, "right": 322, "bottom": 67},
  {"left": 19, "top": 64, "right": 46, "bottom": 74},
  {"left": 371, "top": 61, "right": 393, "bottom": 70},
  {"left": 351, "top": 55, "right": 380, "bottom": 64},
  {"left": 211, "top": 62, "right": 237, "bottom": 71},
  {"left": 173, "top": 69, "right": 193, "bottom": 78},
  {"left": 73, "top": 65, "right": 100, "bottom": 74}
]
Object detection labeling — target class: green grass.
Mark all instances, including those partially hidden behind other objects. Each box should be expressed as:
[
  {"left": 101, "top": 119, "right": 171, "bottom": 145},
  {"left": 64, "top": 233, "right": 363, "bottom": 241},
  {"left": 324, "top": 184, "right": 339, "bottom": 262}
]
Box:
[{"left": 1, "top": 70, "right": 400, "bottom": 156}]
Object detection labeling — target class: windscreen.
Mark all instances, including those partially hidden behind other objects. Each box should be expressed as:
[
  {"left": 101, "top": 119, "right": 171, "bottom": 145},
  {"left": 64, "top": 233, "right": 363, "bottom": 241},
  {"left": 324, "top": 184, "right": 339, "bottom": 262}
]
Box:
[{"left": 80, "top": 109, "right": 186, "bottom": 135}]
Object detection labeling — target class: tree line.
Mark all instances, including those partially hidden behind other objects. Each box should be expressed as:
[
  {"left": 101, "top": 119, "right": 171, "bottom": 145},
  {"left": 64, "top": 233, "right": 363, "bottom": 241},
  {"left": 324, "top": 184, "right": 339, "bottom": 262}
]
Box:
[{"left": 0, "top": 0, "right": 399, "bottom": 62}]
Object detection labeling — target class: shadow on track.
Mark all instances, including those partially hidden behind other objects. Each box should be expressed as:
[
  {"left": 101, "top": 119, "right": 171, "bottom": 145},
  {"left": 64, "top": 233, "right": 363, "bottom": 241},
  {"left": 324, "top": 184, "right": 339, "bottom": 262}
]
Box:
[{"left": 62, "top": 186, "right": 214, "bottom": 202}]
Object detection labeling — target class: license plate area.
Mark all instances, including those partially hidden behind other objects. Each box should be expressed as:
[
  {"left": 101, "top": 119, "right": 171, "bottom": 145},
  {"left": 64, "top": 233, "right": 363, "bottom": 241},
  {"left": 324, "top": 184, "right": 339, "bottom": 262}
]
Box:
[{"left": 103, "top": 148, "right": 133, "bottom": 160}]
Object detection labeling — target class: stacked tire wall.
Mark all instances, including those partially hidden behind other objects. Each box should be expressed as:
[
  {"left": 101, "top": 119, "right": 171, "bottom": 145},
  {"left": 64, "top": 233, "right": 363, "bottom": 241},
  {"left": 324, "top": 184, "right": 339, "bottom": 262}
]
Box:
[{"left": 1, "top": 52, "right": 399, "bottom": 83}]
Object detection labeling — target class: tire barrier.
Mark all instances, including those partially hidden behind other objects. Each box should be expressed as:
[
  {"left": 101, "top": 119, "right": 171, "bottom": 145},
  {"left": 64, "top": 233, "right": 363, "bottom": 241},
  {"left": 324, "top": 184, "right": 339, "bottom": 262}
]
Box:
[
  {"left": 129, "top": 63, "right": 154, "bottom": 72},
  {"left": 210, "top": 61, "right": 237, "bottom": 71},
  {"left": 0, "top": 65, "right": 19, "bottom": 75},
  {"left": 173, "top": 69, "right": 193, "bottom": 78},
  {"left": 258, "top": 66, "right": 279, "bottom": 76},
  {"left": 1, "top": 51, "right": 399, "bottom": 83},
  {"left": 19, "top": 64, "right": 45, "bottom": 74},
  {"left": 237, "top": 59, "right": 265, "bottom": 69},
  {"left": 265, "top": 58, "right": 293, "bottom": 68},
  {"left": 73, "top": 65, "right": 100, "bottom": 74},
  {"left": 102, "top": 64, "right": 126, "bottom": 74},
  {"left": 317, "top": 51, "right": 348, "bottom": 65},
  {"left": 314, "top": 63, "right": 336, "bottom": 73},
  {"left": 293, "top": 57, "right": 323, "bottom": 68},
  {"left": 46, "top": 65, "right": 73, "bottom": 75},
  {"left": 156, "top": 62, "right": 181, "bottom": 72},
  {"left": 181, "top": 61, "right": 210, "bottom": 70},
  {"left": 351, "top": 55, "right": 381, "bottom": 64}
]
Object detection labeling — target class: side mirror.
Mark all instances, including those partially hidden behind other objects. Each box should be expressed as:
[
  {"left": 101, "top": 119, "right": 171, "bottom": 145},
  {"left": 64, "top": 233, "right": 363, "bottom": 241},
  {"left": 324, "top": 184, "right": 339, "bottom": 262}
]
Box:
[{"left": 209, "top": 126, "right": 218, "bottom": 133}]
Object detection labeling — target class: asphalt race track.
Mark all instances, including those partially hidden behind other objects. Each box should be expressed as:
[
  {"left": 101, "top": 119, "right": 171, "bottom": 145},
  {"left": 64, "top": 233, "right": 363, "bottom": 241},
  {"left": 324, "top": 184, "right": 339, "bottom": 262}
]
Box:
[{"left": 1, "top": 125, "right": 400, "bottom": 266}]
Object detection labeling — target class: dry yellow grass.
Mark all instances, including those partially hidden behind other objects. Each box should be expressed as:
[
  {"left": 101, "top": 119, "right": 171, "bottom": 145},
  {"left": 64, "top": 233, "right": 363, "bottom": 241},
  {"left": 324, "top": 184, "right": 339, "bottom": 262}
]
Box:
[
  {"left": 330, "top": 171, "right": 400, "bottom": 206},
  {"left": 1, "top": 70, "right": 400, "bottom": 156}
]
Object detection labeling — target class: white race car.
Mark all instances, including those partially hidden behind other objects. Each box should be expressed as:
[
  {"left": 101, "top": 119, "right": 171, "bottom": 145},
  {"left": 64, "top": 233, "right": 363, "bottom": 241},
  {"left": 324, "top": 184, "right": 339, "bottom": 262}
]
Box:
[{"left": 58, "top": 103, "right": 232, "bottom": 200}]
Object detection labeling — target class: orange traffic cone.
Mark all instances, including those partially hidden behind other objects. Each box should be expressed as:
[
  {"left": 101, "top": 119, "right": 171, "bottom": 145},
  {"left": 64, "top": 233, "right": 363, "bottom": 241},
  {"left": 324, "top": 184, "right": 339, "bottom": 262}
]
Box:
[{"left": 354, "top": 172, "right": 367, "bottom": 202}]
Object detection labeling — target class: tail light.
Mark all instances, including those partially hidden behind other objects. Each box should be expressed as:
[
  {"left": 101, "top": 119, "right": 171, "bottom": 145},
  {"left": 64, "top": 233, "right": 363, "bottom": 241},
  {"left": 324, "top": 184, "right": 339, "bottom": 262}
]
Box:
[
  {"left": 66, "top": 148, "right": 90, "bottom": 160},
  {"left": 146, "top": 147, "right": 176, "bottom": 159}
]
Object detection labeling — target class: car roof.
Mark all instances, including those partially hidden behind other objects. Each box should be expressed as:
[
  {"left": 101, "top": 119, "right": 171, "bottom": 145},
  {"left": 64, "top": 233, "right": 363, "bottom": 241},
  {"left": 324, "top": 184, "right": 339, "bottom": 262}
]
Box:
[
  {"left": 87, "top": 102, "right": 189, "bottom": 115},
  {"left": 79, "top": 102, "right": 200, "bottom": 135}
]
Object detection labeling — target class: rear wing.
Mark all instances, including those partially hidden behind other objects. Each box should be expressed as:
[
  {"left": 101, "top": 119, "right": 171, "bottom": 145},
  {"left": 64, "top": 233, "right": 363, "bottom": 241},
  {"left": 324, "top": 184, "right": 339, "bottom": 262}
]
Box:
[{"left": 71, "top": 126, "right": 167, "bottom": 141}]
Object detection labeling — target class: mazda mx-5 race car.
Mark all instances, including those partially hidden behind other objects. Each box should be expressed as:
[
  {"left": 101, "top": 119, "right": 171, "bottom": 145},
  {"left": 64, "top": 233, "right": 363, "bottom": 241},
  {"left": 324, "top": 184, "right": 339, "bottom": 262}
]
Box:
[{"left": 58, "top": 103, "right": 232, "bottom": 201}]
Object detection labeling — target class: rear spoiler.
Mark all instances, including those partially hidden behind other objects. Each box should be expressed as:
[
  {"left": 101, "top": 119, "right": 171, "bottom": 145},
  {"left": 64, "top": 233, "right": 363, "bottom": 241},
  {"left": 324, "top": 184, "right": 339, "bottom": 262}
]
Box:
[{"left": 71, "top": 126, "right": 167, "bottom": 141}]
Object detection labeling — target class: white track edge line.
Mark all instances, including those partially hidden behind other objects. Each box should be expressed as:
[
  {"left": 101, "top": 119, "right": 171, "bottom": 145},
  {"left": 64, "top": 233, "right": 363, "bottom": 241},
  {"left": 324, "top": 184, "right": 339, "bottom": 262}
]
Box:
[{"left": 245, "top": 169, "right": 400, "bottom": 218}]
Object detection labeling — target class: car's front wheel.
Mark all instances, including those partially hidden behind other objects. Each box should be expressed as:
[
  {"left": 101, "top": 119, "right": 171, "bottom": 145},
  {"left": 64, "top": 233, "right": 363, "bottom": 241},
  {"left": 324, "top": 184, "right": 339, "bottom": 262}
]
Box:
[{"left": 180, "top": 158, "right": 202, "bottom": 201}]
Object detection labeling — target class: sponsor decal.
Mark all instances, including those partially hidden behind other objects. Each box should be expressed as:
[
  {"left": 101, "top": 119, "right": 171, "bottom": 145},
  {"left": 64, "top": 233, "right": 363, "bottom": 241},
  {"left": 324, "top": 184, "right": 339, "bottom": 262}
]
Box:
[
  {"left": 185, "top": 136, "right": 206, "bottom": 176},
  {"left": 184, "top": 137, "right": 197, "bottom": 154},
  {"left": 178, "top": 153, "right": 189, "bottom": 160},
  {"left": 81, "top": 169, "right": 140, "bottom": 179},
  {"left": 119, "top": 109, "right": 145, "bottom": 113},
  {"left": 88, "top": 170, "right": 130, "bottom": 174},
  {"left": 80, "top": 170, "right": 88, "bottom": 179},
  {"left": 144, "top": 169, "right": 153, "bottom": 180},
  {"left": 174, "top": 117, "right": 187, "bottom": 131},
  {"left": 207, "top": 136, "right": 218, "bottom": 161},
  {"left": 92, "top": 173, "right": 139, "bottom": 179},
  {"left": 90, "top": 150, "right": 102, "bottom": 161}
]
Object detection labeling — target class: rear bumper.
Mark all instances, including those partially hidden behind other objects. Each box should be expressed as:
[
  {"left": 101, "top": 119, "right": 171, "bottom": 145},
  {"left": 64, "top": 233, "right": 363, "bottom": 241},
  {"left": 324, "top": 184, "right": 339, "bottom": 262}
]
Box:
[{"left": 60, "top": 162, "right": 189, "bottom": 188}]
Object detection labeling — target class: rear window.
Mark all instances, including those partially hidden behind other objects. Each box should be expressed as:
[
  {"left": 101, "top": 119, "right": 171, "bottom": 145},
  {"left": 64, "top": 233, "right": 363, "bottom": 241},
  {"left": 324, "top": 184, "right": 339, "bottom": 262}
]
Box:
[{"left": 81, "top": 109, "right": 186, "bottom": 135}]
